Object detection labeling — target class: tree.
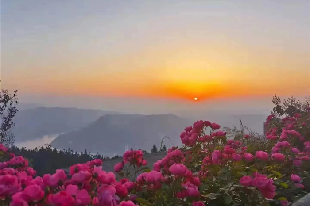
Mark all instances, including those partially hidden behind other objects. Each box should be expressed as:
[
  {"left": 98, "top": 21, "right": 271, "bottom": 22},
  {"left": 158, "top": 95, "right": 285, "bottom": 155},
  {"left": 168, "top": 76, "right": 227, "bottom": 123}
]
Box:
[
  {"left": 151, "top": 144, "right": 158, "bottom": 153},
  {"left": 0, "top": 87, "right": 18, "bottom": 146},
  {"left": 160, "top": 145, "right": 167, "bottom": 152}
]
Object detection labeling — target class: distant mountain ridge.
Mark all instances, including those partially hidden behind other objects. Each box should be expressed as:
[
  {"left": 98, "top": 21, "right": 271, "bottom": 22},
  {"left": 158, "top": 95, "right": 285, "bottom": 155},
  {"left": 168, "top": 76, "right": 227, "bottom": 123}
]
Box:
[
  {"left": 13, "top": 107, "right": 120, "bottom": 142},
  {"left": 51, "top": 114, "right": 191, "bottom": 156}
]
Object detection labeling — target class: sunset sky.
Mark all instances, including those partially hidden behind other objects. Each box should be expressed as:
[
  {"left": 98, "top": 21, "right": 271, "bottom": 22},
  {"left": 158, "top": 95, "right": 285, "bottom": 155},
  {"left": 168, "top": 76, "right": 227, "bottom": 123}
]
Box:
[{"left": 1, "top": 0, "right": 310, "bottom": 112}]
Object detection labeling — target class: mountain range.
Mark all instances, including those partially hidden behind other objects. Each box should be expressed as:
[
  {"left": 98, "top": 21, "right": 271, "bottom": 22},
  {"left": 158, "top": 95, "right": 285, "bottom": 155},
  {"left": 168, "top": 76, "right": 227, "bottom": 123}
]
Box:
[
  {"left": 12, "top": 105, "right": 268, "bottom": 155},
  {"left": 12, "top": 107, "right": 120, "bottom": 142},
  {"left": 51, "top": 114, "right": 191, "bottom": 156}
]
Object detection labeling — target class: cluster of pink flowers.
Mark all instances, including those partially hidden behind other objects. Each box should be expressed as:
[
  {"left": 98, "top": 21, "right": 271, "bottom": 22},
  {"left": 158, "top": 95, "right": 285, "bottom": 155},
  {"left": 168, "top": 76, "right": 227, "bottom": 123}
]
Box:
[
  {"left": 0, "top": 145, "right": 140, "bottom": 206},
  {"left": 239, "top": 172, "right": 276, "bottom": 199},
  {"left": 0, "top": 108, "right": 309, "bottom": 205}
]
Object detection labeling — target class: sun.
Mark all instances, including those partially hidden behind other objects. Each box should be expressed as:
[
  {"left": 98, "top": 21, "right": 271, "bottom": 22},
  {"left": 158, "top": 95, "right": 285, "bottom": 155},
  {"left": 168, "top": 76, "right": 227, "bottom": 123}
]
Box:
[{"left": 194, "top": 97, "right": 198, "bottom": 101}]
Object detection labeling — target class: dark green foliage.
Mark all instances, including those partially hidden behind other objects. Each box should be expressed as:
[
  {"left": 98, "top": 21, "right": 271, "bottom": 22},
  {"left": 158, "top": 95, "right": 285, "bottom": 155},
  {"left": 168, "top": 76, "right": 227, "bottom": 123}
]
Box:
[
  {"left": 0, "top": 88, "right": 18, "bottom": 146},
  {"left": 151, "top": 144, "right": 158, "bottom": 153},
  {"left": 9, "top": 145, "right": 108, "bottom": 176},
  {"left": 161, "top": 145, "right": 167, "bottom": 152}
]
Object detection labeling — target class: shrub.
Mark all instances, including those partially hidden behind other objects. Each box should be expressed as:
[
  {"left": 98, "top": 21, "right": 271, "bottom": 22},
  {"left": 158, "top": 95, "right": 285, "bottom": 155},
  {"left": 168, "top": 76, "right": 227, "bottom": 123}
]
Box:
[{"left": 0, "top": 102, "right": 309, "bottom": 205}]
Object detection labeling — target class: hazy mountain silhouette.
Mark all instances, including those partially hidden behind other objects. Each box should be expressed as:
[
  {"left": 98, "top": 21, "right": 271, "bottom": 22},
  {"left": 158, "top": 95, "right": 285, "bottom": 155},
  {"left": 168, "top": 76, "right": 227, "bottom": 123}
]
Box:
[
  {"left": 13, "top": 107, "right": 120, "bottom": 142},
  {"left": 51, "top": 114, "right": 191, "bottom": 156},
  {"left": 18, "top": 103, "right": 43, "bottom": 111}
]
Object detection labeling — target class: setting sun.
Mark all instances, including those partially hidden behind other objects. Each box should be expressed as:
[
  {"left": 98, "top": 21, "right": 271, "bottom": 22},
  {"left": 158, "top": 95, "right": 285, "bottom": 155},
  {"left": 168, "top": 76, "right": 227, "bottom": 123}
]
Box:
[{"left": 194, "top": 97, "right": 198, "bottom": 101}]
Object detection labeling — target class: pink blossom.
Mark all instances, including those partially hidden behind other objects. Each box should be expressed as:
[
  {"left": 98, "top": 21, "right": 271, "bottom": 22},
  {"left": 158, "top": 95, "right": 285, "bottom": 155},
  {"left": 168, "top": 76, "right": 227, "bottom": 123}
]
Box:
[
  {"left": 48, "top": 191, "right": 76, "bottom": 206},
  {"left": 271, "top": 153, "right": 285, "bottom": 161},
  {"left": 115, "top": 183, "right": 128, "bottom": 197},
  {"left": 119, "top": 200, "right": 138, "bottom": 206},
  {"left": 71, "top": 171, "right": 91, "bottom": 184},
  {"left": 212, "top": 150, "right": 222, "bottom": 164},
  {"left": 291, "top": 148, "right": 300, "bottom": 153},
  {"left": 252, "top": 177, "right": 268, "bottom": 188},
  {"left": 291, "top": 174, "right": 301, "bottom": 182},
  {"left": 22, "top": 184, "right": 44, "bottom": 202},
  {"left": 114, "top": 163, "right": 124, "bottom": 172},
  {"left": 210, "top": 122, "right": 221, "bottom": 130},
  {"left": 232, "top": 153, "right": 242, "bottom": 161},
  {"left": 193, "top": 120, "right": 204, "bottom": 132},
  {"left": 240, "top": 176, "right": 252, "bottom": 187},
  {"left": 266, "top": 135, "right": 278, "bottom": 140},
  {"left": 280, "top": 200, "right": 289, "bottom": 206},
  {"left": 280, "top": 130, "right": 288, "bottom": 141},
  {"left": 293, "top": 159, "right": 302, "bottom": 167},
  {"left": 255, "top": 151, "right": 269, "bottom": 161},
  {"left": 271, "top": 147, "right": 280, "bottom": 153},
  {"left": 0, "top": 175, "right": 22, "bottom": 197},
  {"left": 294, "top": 183, "right": 305, "bottom": 189},
  {"left": 145, "top": 171, "right": 163, "bottom": 184},
  {"left": 244, "top": 153, "right": 254, "bottom": 161},
  {"left": 244, "top": 134, "right": 250, "bottom": 139},
  {"left": 0, "top": 143, "right": 8, "bottom": 152},
  {"left": 169, "top": 164, "right": 188, "bottom": 176}
]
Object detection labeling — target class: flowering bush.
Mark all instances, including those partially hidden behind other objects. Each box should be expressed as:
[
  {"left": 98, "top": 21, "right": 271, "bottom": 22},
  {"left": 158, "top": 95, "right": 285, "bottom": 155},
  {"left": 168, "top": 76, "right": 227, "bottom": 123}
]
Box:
[{"left": 0, "top": 105, "right": 309, "bottom": 205}]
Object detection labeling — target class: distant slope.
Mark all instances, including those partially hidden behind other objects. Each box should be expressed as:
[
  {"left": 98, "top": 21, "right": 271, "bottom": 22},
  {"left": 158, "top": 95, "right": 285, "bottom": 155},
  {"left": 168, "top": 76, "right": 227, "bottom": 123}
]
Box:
[
  {"left": 51, "top": 114, "right": 191, "bottom": 156},
  {"left": 13, "top": 107, "right": 120, "bottom": 142}
]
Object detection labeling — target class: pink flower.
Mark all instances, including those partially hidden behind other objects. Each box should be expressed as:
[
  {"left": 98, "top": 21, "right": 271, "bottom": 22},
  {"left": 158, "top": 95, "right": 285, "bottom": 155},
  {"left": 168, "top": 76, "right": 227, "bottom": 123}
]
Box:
[
  {"left": 145, "top": 171, "right": 163, "bottom": 184},
  {"left": 266, "top": 135, "right": 278, "bottom": 140},
  {"left": 294, "top": 183, "right": 305, "bottom": 189},
  {"left": 240, "top": 176, "right": 252, "bottom": 187},
  {"left": 252, "top": 177, "right": 268, "bottom": 188},
  {"left": 244, "top": 134, "right": 250, "bottom": 139},
  {"left": 114, "top": 163, "right": 124, "bottom": 172},
  {"left": 93, "top": 167, "right": 116, "bottom": 184},
  {"left": 169, "top": 164, "right": 188, "bottom": 176},
  {"left": 255, "top": 151, "right": 269, "bottom": 161},
  {"left": 286, "top": 130, "right": 301, "bottom": 137},
  {"left": 271, "top": 153, "right": 285, "bottom": 161},
  {"left": 0, "top": 175, "right": 22, "bottom": 197},
  {"left": 193, "top": 120, "right": 204, "bottom": 132},
  {"left": 71, "top": 171, "right": 91, "bottom": 184},
  {"left": 280, "top": 200, "right": 289, "bottom": 206},
  {"left": 76, "top": 189, "right": 91, "bottom": 205},
  {"left": 119, "top": 200, "right": 138, "bottom": 206},
  {"left": 259, "top": 179, "right": 276, "bottom": 199},
  {"left": 115, "top": 183, "right": 128, "bottom": 198},
  {"left": 293, "top": 159, "right": 302, "bottom": 167},
  {"left": 48, "top": 191, "right": 76, "bottom": 206},
  {"left": 232, "top": 153, "right": 242, "bottom": 161},
  {"left": 280, "top": 130, "right": 288, "bottom": 141},
  {"left": 97, "top": 184, "right": 117, "bottom": 206},
  {"left": 0, "top": 143, "right": 8, "bottom": 152},
  {"left": 10, "top": 192, "right": 27, "bottom": 206},
  {"left": 244, "top": 153, "right": 254, "bottom": 161},
  {"left": 22, "top": 184, "right": 44, "bottom": 202},
  {"left": 291, "top": 148, "right": 300, "bottom": 153},
  {"left": 210, "top": 122, "right": 221, "bottom": 130},
  {"left": 212, "top": 150, "right": 222, "bottom": 164},
  {"left": 291, "top": 174, "right": 301, "bottom": 182},
  {"left": 69, "top": 163, "right": 90, "bottom": 175}
]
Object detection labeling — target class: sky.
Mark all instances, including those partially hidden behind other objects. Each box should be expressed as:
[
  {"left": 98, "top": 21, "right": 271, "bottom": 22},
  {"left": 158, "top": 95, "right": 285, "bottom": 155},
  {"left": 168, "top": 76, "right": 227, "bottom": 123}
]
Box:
[{"left": 1, "top": 0, "right": 310, "bottom": 114}]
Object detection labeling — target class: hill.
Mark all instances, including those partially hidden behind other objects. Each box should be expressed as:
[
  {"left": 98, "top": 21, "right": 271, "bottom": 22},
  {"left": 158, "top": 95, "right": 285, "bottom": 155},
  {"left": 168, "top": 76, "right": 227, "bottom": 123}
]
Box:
[
  {"left": 12, "top": 107, "right": 120, "bottom": 142},
  {"left": 51, "top": 114, "right": 191, "bottom": 156}
]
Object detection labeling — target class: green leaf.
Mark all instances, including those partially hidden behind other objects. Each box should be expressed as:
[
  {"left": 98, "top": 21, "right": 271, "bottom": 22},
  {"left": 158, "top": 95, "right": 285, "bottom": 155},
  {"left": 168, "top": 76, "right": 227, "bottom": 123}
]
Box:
[
  {"left": 135, "top": 198, "right": 151, "bottom": 206},
  {"left": 280, "top": 183, "right": 288, "bottom": 189},
  {"left": 206, "top": 193, "right": 218, "bottom": 200},
  {"left": 143, "top": 168, "right": 152, "bottom": 172},
  {"left": 271, "top": 170, "right": 282, "bottom": 178},
  {"left": 278, "top": 197, "right": 287, "bottom": 201},
  {"left": 225, "top": 195, "right": 233, "bottom": 205}
]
